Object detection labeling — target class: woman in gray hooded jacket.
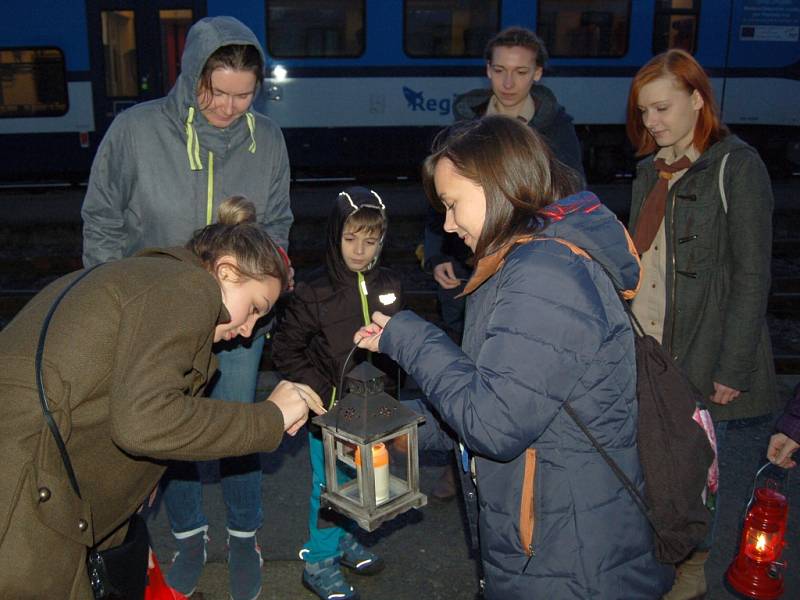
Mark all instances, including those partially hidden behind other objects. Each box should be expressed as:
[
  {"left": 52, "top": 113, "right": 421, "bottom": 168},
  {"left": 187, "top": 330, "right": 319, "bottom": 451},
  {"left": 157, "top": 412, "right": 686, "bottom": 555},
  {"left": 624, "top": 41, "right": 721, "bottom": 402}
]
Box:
[{"left": 80, "top": 16, "right": 291, "bottom": 600}]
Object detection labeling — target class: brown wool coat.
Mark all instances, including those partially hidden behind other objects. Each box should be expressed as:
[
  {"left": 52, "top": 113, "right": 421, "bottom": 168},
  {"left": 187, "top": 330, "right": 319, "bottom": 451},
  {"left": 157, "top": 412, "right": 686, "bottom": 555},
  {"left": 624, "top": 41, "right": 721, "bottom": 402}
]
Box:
[{"left": 0, "top": 248, "right": 285, "bottom": 599}]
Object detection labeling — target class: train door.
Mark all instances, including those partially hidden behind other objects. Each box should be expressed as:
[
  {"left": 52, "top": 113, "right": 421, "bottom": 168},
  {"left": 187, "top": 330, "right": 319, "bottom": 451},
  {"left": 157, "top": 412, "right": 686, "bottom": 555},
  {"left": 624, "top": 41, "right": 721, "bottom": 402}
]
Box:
[{"left": 85, "top": 0, "right": 205, "bottom": 137}]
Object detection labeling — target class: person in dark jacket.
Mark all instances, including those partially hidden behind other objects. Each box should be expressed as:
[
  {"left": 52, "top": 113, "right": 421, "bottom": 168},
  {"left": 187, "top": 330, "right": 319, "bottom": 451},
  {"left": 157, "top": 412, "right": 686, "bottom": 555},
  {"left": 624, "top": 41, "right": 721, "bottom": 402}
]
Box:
[
  {"left": 81, "top": 17, "right": 293, "bottom": 599},
  {"left": 626, "top": 49, "right": 777, "bottom": 599},
  {"left": 425, "top": 26, "right": 585, "bottom": 339},
  {"left": 0, "top": 198, "right": 322, "bottom": 600},
  {"left": 424, "top": 25, "right": 587, "bottom": 502},
  {"left": 768, "top": 385, "right": 800, "bottom": 469},
  {"left": 272, "top": 187, "right": 403, "bottom": 600},
  {"left": 356, "top": 116, "right": 673, "bottom": 599}
]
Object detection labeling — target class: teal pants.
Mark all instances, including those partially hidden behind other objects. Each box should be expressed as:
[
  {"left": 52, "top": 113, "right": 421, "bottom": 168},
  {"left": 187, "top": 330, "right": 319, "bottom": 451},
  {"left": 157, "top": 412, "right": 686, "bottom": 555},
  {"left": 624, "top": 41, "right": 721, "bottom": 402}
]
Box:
[{"left": 302, "top": 429, "right": 347, "bottom": 563}]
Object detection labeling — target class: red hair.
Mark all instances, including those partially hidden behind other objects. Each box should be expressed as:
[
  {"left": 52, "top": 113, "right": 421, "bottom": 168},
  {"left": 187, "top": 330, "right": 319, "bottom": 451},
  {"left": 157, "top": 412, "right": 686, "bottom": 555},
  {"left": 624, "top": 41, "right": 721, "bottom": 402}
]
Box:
[{"left": 626, "top": 49, "right": 728, "bottom": 156}]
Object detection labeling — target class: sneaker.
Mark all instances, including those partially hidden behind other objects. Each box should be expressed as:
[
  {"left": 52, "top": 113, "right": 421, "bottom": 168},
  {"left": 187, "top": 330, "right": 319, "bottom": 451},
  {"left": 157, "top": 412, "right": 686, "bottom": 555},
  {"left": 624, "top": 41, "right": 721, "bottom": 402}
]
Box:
[
  {"left": 302, "top": 556, "right": 359, "bottom": 600},
  {"left": 338, "top": 532, "right": 384, "bottom": 576},
  {"left": 166, "top": 526, "right": 208, "bottom": 596},
  {"left": 227, "top": 533, "right": 263, "bottom": 600}
]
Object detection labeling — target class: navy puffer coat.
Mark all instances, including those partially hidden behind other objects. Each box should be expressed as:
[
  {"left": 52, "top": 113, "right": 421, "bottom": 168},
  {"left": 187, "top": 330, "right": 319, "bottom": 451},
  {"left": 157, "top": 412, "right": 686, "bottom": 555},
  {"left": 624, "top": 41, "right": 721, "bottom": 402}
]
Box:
[{"left": 380, "top": 192, "right": 673, "bottom": 598}]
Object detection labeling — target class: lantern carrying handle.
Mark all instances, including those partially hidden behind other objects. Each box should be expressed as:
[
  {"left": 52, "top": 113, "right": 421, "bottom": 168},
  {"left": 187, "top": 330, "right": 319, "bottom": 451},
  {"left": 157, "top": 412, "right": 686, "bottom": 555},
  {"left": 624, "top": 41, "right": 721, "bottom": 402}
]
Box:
[{"left": 746, "top": 462, "right": 790, "bottom": 512}]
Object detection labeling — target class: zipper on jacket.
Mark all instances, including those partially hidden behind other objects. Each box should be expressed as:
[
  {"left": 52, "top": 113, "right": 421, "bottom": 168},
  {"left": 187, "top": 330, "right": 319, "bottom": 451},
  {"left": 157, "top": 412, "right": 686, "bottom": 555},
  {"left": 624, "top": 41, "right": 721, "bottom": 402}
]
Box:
[
  {"left": 357, "top": 272, "right": 370, "bottom": 326},
  {"left": 357, "top": 272, "right": 373, "bottom": 364},
  {"left": 519, "top": 447, "right": 537, "bottom": 567},
  {"left": 206, "top": 151, "right": 215, "bottom": 225}
]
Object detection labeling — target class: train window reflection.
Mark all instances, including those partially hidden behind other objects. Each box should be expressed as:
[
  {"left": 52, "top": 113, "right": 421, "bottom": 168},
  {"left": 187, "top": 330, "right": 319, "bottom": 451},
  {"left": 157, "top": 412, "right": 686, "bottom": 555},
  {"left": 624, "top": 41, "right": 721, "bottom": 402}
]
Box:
[
  {"left": 101, "top": 10, "right": 138, "bottom": 97},
  {"left": 267, "top": 0, "right": 365, "bottom": 58},
  {"left": 159, "top": 10, "right": 193, "bottom": 91},
  {"left": 0, "top": 48, "right": 68, "bottom": 118},
  {"left": 653, "top": 0, "right": 700, "bottom": 54},
  {"left": 537, "top": 0, "right": 631, "bottom": 57},
  {"left": 404, "top": 0, "right": 500, "bottom": 57}
]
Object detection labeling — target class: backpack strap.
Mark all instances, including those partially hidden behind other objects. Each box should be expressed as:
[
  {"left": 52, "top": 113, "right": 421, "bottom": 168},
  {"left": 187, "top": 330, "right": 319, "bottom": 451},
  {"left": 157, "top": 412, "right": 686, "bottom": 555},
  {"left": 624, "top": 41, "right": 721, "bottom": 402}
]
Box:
[
  {"left": 530, "top": 237, "right": 661, "bottom": 534},
  {"left": 718, "top": 152, "right": 730, "bottom": 215}
]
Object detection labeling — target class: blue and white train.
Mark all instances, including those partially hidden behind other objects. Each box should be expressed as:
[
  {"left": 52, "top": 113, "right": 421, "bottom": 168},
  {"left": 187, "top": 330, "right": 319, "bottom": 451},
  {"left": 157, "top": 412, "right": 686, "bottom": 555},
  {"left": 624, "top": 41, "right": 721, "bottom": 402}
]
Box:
[{"left": 2, "top": 0, "right": 799, "bottom": 182}]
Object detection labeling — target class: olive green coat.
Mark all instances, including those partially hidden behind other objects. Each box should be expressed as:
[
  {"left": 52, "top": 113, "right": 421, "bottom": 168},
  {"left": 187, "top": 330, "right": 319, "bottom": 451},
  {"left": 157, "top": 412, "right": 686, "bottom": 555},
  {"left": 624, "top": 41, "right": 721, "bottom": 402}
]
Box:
[
  {"left": 629, "top": 135, "right": 777, "bottom": 421},
  {"left": 0, "top": 248, "right": 285, "bottom": 599}
]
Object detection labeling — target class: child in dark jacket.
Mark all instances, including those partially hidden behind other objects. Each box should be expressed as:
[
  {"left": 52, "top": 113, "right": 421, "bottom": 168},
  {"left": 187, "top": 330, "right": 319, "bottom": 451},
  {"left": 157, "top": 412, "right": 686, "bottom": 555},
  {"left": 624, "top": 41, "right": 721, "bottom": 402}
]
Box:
[{"left": 272, "top": 187, "right": 403, "bottom": 600}]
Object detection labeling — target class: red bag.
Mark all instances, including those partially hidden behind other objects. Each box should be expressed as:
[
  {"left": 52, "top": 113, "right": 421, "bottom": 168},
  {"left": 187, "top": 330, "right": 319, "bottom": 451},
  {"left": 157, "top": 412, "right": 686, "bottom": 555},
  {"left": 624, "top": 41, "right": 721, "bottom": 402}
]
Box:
[{"left": 145, "top": 550, "right": 189, "bottom": 600}]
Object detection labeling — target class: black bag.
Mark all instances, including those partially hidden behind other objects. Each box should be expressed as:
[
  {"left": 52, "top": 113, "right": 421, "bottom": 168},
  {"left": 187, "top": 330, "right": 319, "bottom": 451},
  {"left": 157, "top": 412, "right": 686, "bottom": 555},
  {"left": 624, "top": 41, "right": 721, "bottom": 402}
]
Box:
[
  {"left": 631, "top": 332, "right": 715, "bottom": 563},
  {"left": 561, "top": 246, "right": 716, "bottom": 564},
  {"left": 87, "top": 514, "right": 150, "bottom": 599},
  {"left": 36, "top": 267, "right": 150, "bottom": 599}
]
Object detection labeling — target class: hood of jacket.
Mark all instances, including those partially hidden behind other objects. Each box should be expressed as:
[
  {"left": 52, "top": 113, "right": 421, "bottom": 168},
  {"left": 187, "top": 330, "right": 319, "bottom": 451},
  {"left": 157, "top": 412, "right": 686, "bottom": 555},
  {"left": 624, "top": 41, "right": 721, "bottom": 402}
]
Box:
[
  {"left": 540, "top": 191, "right": 640, "bottom": 295},
  {"left": 465, "top": 191, "right": 640, "bottom": 297},
  {"left": 325, "top": 186, "right": 389, "bottom": 287},
  {"left": 453, "top": 84, "right": 571, "bottom": 131},
  {"left": 164, "top": 16, "right": 266, "bottom": 157}
]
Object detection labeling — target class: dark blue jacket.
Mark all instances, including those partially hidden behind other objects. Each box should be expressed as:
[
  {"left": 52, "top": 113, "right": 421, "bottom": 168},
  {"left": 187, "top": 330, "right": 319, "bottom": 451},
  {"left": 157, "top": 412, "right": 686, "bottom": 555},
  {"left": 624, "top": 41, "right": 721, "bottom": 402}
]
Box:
[{"left": 382, "top": 192, "right": 673, "bottom": 598}]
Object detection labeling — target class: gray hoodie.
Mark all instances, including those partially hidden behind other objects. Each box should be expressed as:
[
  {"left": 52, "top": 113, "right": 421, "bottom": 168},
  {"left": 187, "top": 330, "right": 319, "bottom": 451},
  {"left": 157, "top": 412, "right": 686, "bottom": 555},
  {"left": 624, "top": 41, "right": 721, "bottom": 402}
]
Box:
[{"left": 82, "top": 16, "right": 292, "bottom": 267}]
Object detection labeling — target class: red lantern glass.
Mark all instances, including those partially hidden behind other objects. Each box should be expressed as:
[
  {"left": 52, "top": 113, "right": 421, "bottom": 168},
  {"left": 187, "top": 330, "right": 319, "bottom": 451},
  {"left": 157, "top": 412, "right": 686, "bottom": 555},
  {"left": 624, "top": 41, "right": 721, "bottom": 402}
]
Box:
[{"left": 726, "top": 478, "right": 789, "bottom": 600}]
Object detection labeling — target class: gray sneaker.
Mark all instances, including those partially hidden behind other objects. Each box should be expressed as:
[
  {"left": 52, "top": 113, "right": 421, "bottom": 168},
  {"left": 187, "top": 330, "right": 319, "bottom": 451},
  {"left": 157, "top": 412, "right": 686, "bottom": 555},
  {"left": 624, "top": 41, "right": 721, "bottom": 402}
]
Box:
[
  {"left": 166, "top": 527, "right": 208, "bottom": 596},
  {"left": 302, "top": 556, "right": 359, "bottom": 600},
  {"left": 227, "top": 534, "right": 263, "bottom": 600}
]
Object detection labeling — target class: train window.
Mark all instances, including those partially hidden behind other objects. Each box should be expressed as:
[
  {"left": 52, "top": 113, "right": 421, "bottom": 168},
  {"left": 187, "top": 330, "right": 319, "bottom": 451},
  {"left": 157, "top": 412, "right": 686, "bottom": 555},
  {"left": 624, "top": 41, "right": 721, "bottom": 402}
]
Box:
[
  {"left": 101, "top": 10, "right": 138, "bottom": 97},
  {"left": 537, "top": 0, "right": 630, "bottom": 57},
  {"left": 404, "top": 0, "right": 500, "bottom": 57},
  {"left": 653, "top": 0, "right": 700, "bottom": 54},
  {"left": 159, "top": 10, "right": 193, "bottom": 91},
  {"left": 266, "top": 0, "right": 365, "bottom": 58},
  {"left": 0, "top": 48, "right": 68, "bottom": 118}
]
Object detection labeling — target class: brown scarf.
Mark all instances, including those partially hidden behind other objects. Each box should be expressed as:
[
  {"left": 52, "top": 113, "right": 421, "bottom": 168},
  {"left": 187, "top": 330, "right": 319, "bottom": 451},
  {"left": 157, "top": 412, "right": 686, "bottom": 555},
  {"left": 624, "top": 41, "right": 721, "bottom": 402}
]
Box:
[{"left": 632, "top": 155, "right": 693, "bottom": 254}]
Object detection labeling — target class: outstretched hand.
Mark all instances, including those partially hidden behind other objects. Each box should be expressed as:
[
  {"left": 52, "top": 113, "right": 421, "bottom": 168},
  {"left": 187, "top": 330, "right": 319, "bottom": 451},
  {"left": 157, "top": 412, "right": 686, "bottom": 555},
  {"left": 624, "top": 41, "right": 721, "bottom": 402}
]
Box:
[
  {"left": 268, "top": 380, "right": 326, "bottom": 436},
  {"left": 767, "top": 433, "right": 799, "bottom": 469},
  {"left": 354, "top": 311, "right": 391, "bottom": 352}
]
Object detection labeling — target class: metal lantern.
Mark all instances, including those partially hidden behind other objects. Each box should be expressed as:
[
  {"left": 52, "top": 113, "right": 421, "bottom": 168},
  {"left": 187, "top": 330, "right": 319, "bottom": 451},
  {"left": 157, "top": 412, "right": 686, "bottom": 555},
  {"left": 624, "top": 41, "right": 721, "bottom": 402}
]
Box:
[
  {"left": 726, "top": 463, "right": 790, "bottom": 600},
  {"left": 312, "top": 361, "right": 427, "bottom": 531}
]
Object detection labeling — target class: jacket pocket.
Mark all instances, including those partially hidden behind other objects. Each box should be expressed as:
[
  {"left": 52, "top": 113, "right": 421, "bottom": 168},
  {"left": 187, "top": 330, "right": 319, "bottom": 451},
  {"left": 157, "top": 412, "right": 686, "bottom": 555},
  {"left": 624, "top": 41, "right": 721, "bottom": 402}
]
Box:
[{"left": 519, "top": 448, "right": 537, "bottom": 557}]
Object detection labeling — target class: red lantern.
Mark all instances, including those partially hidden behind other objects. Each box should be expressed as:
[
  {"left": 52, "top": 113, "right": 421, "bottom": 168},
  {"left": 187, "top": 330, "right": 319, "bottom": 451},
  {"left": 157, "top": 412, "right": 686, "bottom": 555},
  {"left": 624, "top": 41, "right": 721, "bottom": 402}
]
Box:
[{"left": 726, "top": 464, "right": 789, "bottom": 599}]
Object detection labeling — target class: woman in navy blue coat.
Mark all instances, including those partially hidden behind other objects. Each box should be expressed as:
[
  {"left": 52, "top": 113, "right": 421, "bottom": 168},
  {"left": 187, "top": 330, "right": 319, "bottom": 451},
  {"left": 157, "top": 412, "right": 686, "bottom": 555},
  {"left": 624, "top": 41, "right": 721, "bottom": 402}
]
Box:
[{"left": 356, "top": 116, "right": 673, "bottom": 598}]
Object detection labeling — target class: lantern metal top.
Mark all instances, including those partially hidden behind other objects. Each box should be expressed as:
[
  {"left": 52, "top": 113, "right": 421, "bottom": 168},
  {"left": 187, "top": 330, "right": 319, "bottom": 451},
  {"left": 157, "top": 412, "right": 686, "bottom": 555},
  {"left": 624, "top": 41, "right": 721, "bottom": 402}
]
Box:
[{"left": 313, "top": 362, "right": 424, "bottom": 443}]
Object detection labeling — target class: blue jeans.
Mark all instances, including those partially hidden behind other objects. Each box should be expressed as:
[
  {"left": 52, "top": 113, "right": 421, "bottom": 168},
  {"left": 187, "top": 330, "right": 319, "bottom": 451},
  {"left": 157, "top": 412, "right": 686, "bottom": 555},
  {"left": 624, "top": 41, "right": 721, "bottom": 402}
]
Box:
[{"left": 161, "top": 335, "right": 265, "bottom": 534}]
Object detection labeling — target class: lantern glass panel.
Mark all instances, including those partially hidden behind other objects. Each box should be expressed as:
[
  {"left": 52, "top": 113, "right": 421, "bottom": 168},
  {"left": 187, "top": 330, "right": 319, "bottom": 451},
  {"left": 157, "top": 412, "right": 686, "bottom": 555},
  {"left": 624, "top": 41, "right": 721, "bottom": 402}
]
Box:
[
  {"left": 332, "top": 440, "right": 362, "bottom": 506},
  {"left": 744, "top": 528, "right": 782, "bottom": 562}
]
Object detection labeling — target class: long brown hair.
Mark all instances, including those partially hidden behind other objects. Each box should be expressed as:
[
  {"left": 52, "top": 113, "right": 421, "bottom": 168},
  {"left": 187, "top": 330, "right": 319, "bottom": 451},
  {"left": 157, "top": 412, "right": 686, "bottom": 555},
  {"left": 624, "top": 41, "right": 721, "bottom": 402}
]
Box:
[
  {"left": 422, "top": 115, "right": 581, "bottom": 261},
  {"left": 626, "top": 49, "right": 728, "bottom": 156},
  {"left": 187, "top": 196, "right": 288, "bottom": 289}
]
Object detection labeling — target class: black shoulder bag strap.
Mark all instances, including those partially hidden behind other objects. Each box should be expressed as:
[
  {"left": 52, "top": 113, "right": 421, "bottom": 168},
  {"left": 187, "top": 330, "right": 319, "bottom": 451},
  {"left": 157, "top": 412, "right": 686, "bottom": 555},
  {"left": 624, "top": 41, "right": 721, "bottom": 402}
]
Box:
[
  {"left": 556, "top": 245, "right": 660, "bottom": 535},
  {"left": 36, "top": 265, "right": 100, "bottom": 500}
]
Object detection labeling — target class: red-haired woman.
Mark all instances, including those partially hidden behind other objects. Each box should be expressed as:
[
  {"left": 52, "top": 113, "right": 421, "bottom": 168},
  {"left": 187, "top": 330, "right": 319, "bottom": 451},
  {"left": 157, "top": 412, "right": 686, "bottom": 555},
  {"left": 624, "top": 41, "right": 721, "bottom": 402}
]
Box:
[{"left": 626, "top": 49, "right": 777, "bottom": 598}]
